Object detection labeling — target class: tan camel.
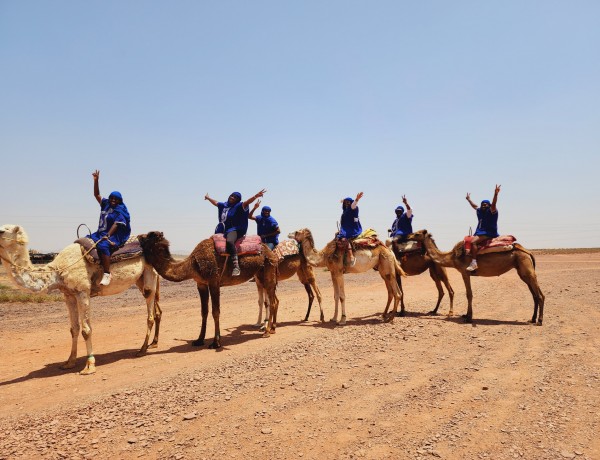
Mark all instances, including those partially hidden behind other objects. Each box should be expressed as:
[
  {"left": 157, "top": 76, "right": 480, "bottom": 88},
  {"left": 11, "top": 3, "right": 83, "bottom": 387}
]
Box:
[
  {"left": 0, "top": 224, "right": 161, "bottom": 375},
  {"left": 386, "top": 238, "right": 454, "bottom": 316},
  {"left": 288, "top": 228, "right": 405, "bottom": 324},
  {"left": 407, "top": 229, "right": 545, "bottom": 324},
  {"left": 254, "top": 241, "right": 324, "bottom": 328},
  {"left": 138, "top": 231, "right": 279, "bottom": 348}
]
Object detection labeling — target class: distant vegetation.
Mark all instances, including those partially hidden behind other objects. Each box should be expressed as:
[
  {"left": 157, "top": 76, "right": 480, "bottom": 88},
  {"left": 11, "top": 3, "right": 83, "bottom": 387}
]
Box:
[{"left": 0, "top": 283, "right": 62, "bottom": 303}]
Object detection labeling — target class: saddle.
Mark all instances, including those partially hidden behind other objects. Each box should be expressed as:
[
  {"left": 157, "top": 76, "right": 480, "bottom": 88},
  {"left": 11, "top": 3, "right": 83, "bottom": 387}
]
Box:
[
  {"left": 273, "top": 239, "right": 300, "bottom": 261},
  {"left": 351, "top": 228, "right": 385, "bottom": 249},
  {"left": 392, "top": 240, "right": 422, "bottom": 254},
  {"left": 212, "top": 234, "right": 263, "bottom": 257},
  {"left": 464, "top": 235, "right": 517, "bottom": 255},
  {"left": 75, "top": 236, "right": 143, "bottom": 265}
]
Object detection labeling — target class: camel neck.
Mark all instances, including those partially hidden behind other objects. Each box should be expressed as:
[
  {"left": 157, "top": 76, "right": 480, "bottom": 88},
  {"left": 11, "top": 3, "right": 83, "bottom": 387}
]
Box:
[
  {"left": 299, "top": 237, "right": 326, "bottom": 268},
  {"left": 422, "top": 236, "right": 454, "bottom": 268},
  {"left": 1, "top": 248, "right": 61, "bottom": 293}
]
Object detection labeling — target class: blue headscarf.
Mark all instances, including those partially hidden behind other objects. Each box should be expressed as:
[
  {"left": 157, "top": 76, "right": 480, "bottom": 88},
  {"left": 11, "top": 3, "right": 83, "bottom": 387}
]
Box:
[
  {"left": 395, "top": 205, "right": 405, "bottom": 213},
  {"left": 481, "top": 199, "right": 491, "bottom": 206},
  {"left": 230, "top": 192, "right": 242, "bottom": 202},
  {"left": 108, "top": 191, "right": 130, "bottom": 222},
  {"left": 342, "top": 197, "right": 354, "bottom": 209},
  {"left": 261, "top": 206, "right": 271, "bottom": 216}
]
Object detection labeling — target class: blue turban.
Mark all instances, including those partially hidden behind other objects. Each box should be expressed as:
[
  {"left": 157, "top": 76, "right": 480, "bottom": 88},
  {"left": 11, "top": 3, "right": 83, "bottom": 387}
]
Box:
[
  {"left": 395, "top": 205, "right": 404, "bottom": 213},
  {"left": 262, "top": 206, "right": 271, "bottom": 212},
  {"left": 481, "top": 200, "right": 491, "bottom": 206},
  {"left": 229, "top": 192, "right": 242, "bottom": 202}
]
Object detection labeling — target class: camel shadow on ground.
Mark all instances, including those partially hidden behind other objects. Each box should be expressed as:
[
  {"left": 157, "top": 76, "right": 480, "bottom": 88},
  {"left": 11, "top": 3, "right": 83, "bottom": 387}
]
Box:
[{"left": 0, "top": 319, "right": 333, "bottom": 386}]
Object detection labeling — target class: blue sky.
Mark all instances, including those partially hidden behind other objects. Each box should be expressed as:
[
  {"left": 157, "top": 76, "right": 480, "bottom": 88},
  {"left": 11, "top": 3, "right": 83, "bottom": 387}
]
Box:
[{"left": 1, "top": 1, "right": 599, "bottom": 252}]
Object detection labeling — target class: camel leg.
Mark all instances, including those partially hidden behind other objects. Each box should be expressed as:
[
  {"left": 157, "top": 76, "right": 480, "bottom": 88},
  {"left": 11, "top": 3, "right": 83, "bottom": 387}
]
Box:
[
  {"left": 61, "top": 292, "right": 80, "bottom": 370},
  {"left": 381, "top": 276, "right": 394, "bottom": 320},
  {"left": 439, "top": 267, "right": 454, "bottom": 317},
  {"left": 302, "top": 283, "right": 314, "bottom": 321},
  {"left": 461, "top": 272, "right": 474, "bottom": 323},
  {"left": 135, "top": 270, "right": 158, "bottom": 355},
  {"left": 311, "top": 281, "right": 324, "bottom": 322},
  {"left": 337, "top": 274, "right": 347, "bottom": 326},
  {"left": 76, "top": 292, "right": 96, "bottom": 375},
  {"left": 427, "top": 268, "right": 445, "bottom": 316},
  {"left": 149, "top": 278, "right": 162, "bottom": 348},
  {"left": 192, "top": 285, "right": 210, "bottom": 347},
  {"left": 208, "top": 283, "right": 222, "bottom": 349},
  {"left": 255, "top": 278, "right": 265, "bottom": 327},
  {"left": 330, "top": 272, "right": 340, "bottom": 323},
  {"left": 395, "top": 272, "right": 406, "bottom": 317},
  {"left": 516, "top": 263, "right": 545, "bottom": 325},
  {"left": 263, "top": 291, "right": 279, "bottom": 337}
]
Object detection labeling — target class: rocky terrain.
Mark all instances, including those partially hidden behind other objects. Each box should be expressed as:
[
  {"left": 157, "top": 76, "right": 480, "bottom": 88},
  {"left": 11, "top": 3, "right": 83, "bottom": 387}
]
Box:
[{"left": 0, "top": 252, "right": 598, "bottom": 459}]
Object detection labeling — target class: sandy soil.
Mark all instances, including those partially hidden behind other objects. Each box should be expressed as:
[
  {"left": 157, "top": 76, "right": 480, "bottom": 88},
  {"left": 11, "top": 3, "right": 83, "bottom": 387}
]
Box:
[{"left": 0, "top": 252, "right": 599, "bottom": 460}]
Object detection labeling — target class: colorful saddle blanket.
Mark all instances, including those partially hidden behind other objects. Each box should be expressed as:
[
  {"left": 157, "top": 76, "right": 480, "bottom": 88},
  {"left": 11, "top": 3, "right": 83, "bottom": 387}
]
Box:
[
  {"left": 75, "top": 236, "right": 143, "bottom": 265},
  {"left": 212, "top": 234, "right": 263, "bottom": 256},
  {"left": 352, "top": 228, "right": 385, "bottom": 249},
  {"left": 273, "top": 239, "right": 300, "bottom": 261},
  {"left": 464, "top": 235, "right": 517, "bottom": 255}
]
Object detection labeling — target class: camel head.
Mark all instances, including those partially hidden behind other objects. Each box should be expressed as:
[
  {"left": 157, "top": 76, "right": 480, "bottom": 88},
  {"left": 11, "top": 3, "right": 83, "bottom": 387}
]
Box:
[
  {"left": 406, "top": 229, "right": 429, "bottom": 242},
  {"left": 288, "top": 228, "right": 313, "bottom": 246},
  {"left": 138, "top": 231, "right": 172, "bottom": 263},
  {"left": 0, "top": 224, "right": 29, "bottom": 250}
]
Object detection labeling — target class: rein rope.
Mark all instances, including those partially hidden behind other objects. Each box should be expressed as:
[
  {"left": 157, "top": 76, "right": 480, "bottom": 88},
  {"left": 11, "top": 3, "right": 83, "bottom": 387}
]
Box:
[{"left": 0, "top": 235, "right": 103, "bottom": 273}]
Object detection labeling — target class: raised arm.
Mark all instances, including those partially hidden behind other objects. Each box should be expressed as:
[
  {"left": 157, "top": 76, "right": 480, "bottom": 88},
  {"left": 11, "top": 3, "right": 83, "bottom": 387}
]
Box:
[
  {"left": 491, "top": 184, "right": 501, "bottom": 213},
  {"left": 204, "top": 193, "right": 219, "bottom": 207},
  {"left": 92, "top": 170, "right": 102, "bottom": 205},
  {"left": 249, "top": 200, "right": 261, "bottom": 221},
  {"left": 465, "top": 192, "right": 478, "bottom": 210},
  {"left": 243, "top": 188, "right": 266, "bottom": 209},
  {"left": 351, "top": 191, "right": 364, "bottom": 209},
  {"left": 402, "top": 194, "right": 413, "bottom": 217}
]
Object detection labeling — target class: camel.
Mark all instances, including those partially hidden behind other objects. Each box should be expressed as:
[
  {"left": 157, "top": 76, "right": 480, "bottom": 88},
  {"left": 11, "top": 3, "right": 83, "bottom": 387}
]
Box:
[
  {"left": 288, "top": 228, "right": 405, "bottom": 325},
  {"left": 0, "top": 224, "right": 161, "bottom": 375},
  {"left": 138, "top": 231, "right": 279, "bottom": 348},
  {"left": 407, "top": 229, "right": 545, "bottom": 324},
  {"left": 386, "top": 238, "right": 455, "bottom": 316},
  {"left": 254, "top": 240, "right": 324, "bottom": 328}
]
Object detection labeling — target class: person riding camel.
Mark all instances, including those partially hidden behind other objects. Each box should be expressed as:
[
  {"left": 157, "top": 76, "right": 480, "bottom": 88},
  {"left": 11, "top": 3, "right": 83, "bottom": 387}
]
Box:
[
  {"left": 89, "top": 170, "right": 132, "bottom": 286},
  {"left": 249, "top": 200, "right": 280, "bottom": 250},
  {"left": 337, "top": 192, "right": 363, "bottom": 266},
  {"left": 389, "top": 195, "right": 413, "bottom": 244},
  {"left": 204, "top": 189, "right": 266, "bottom": 276},
  {"left": 465, "top": 184, "right": 501, "bottom": 272}
]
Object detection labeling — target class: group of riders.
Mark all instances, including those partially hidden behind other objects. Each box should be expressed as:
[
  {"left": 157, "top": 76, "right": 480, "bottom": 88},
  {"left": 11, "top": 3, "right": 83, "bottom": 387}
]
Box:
[{"left": 88, "top": 170, "right": 501, "bottom": 285}]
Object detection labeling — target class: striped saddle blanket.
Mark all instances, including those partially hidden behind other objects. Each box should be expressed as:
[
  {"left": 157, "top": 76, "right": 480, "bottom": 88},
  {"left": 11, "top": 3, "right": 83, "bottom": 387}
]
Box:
[
  {"left": 464, "top": 235, "right": 517, "bottom": 255},
  {"left": 212, "top": 234, "right": 263, "bottom": 256},
  {"left": 75, "top": 236, "right": 143, "bottom": 265}
]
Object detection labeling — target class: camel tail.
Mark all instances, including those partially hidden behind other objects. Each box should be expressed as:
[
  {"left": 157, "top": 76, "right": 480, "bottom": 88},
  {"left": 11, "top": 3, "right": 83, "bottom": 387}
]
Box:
[
  {"left": 514, "top": 243, "right": 536, "bottom": 269},
  {"left": 394, "top": 257, "right": 407, "bottom": 278}
]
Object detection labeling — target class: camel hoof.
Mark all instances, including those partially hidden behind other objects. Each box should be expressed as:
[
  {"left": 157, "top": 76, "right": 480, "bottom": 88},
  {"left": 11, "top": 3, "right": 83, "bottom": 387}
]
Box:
[
  {"left": 148, "top": 342, "right": 158, "bottom": 349},
  {"left": 60, "top": 361, "right": 76, "bottom": 370},
  {"left": 79, "top": 357, "right": 96, "bottom": 375},
  {"left": 427, "top": 310, "right": 438, "bottom": 316},
  {"left": 338, "top": 319, "right": 346, "bottom": 326},
  {"left": 208, "top": 341, "right": 221, "bottom": 349},
  {"left": 253, "top": 322, "right": 263, "bottom": 328},
  {"left": 384, "top": 314, "right": 395, "bottom": 323},
  {"left": 396, "top": 311, "right": 406, "bottom": 317},
  {"left": 191, "top": 339, "right": 205, "bottom": 347},
  {"left": 329, "top": 318, "right": 337, "bottom": 323},
  {"left": 320, "top": 314, "right": 325, "bottom": 322},
  {"left": 464, "top": 317, "right": 473, "bottom": 324},
  {"left": 136, "top": 350, "right": 147, "bottom": 357}
]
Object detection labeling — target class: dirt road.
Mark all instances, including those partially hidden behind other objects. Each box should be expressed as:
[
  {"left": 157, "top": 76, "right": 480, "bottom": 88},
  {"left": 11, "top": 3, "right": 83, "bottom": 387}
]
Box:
[{"left": 0, "top": 252, "right": 599, "bottom": 459}]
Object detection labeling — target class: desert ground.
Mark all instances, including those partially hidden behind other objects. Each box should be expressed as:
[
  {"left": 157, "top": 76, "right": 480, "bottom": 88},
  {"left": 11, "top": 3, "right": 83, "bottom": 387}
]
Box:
[{"left": 0, "top": 250, "right": 599, "bottom": 460}]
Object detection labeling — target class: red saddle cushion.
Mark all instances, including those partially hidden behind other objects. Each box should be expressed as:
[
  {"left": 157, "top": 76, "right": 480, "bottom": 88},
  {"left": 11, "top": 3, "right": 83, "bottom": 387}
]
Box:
[
  {"left": 212, "top": 234, "right": 263, "bottom": 256},
  {"left": 464, "top": 235, "right": 517, "bottom": 253}
]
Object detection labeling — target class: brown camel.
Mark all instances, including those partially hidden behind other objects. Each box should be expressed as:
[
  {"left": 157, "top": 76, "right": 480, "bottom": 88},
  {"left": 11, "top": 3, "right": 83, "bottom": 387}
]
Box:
[
  {"left": 387, "top": 238, "right": 454, "bottom": 316},
  {"left": 138, "top": 231, "right": 279, "bottom": 348},
  {"left": 289, "top": 229, "right": 405, "bottom": 324},
  {"left": 254, "top": 241, "right": 324, "bottom": 328},
  {"left": 407, "top": 230, "right": 545, "bottom": 324}
]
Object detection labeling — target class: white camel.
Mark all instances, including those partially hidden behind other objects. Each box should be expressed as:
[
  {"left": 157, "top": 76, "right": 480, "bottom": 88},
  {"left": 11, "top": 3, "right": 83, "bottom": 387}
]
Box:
[{"left": 0, "top": 224, "right": 160, "bottom": 375}]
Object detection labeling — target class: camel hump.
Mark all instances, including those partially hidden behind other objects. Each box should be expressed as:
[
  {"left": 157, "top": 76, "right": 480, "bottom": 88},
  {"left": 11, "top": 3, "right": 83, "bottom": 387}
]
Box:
[
  {"left": 211, "top": 234, "right": 263, "bottom": 256},
  {"left": 75, "top": 236, "right": 143, "bottom": 265}
]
